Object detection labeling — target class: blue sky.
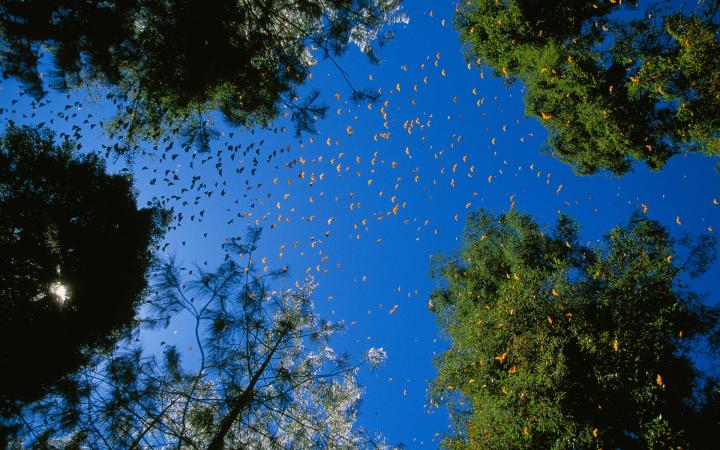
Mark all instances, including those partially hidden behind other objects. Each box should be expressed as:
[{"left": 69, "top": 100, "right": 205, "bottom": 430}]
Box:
[{"left": 2, "top": 0, "right": 720, "bottom": 447}]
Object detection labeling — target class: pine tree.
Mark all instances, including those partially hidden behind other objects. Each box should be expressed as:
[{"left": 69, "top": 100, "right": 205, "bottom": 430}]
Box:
[
  {"left": 0, "top": 0, "right": 407, "bottom": 151},
  {"left": 431, "top": 209, "right": 720, "bottom": 448},
  {"left": 7, "top": 227, "right": 391, "bottom": 449}
]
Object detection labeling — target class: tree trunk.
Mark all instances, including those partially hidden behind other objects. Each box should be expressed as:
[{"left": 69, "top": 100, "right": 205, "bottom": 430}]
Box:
[{"left": 206, "top": 333, "right": 285, "bottom": 450}]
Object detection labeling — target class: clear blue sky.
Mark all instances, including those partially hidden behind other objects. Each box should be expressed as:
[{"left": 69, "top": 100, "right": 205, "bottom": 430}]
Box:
[{"left": 2, "top": 0, "right": 719, "bottom": 447}]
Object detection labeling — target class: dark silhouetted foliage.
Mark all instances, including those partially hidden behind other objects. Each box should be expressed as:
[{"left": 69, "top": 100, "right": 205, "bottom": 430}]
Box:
[
  {"left": 431, "top": 209, "right": 720, "bottom": 448},
  {"left": 456, "top": 0, "right": 720, "bottom": 174},
  {"left": 5, "top": 228, "right": 390, "bottom": 449},
  {"left": 0, "top": 0, "right": 406, "bottom": 150},
  {"left": 0, "top": 125, "right": 167, "bottom": 418}
]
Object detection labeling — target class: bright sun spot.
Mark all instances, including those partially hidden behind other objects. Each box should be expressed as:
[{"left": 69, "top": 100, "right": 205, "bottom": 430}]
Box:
[{"left": 49, "top": 281, "right": 69, "bottom": 304}]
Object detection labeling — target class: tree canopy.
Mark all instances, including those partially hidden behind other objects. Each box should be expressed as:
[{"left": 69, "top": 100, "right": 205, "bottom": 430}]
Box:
[
  {"left": 430, "top": 209, "right": 720, "bottom": 448},
  {"left": 455, "top": 0, "right": 720, "bottom": 174},
  {"left": 0, "top": 125, "right": 168, "bottom": 416},
  {"left": 0, "top": 0, "right": 407, "bottom": 150},
  {"left": 6, "top": 227, "right": 390, "bottom": 449}
]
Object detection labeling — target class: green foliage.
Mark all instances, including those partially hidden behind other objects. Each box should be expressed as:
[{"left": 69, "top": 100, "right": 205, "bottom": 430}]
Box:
[
  {"left": 0, "top": 0, "right": 406, "bottom": 150},
  {"left": 0, "top": 125, "right": 167, "bottom": 416},
  {"left": 456, "top": 0, "right": 720, "bottom": 174},
  {"left": 431, "top": 209, "right": 719, "bottom": 448}
]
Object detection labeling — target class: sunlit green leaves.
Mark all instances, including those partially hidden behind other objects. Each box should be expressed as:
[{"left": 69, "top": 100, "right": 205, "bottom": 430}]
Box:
[{"left": 431, "top": 209, "right": 719, "bottom": 448}]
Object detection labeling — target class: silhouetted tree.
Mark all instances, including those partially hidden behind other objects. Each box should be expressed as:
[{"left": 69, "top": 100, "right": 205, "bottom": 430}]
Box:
[
  {"left": 456, "top": 0, "right": 720, "bottom": 174},
  {"left": 7, "top": 227, "right": 391, "bottom": 449},
  {"left": 0, "top": 0, "right": 407, "bottom": 150},
  {"left": 430, "top": 210, "right": 720, "bottom": 448},
  {"left": 0, "top": 125, "right": 168, "bottom": 420}
]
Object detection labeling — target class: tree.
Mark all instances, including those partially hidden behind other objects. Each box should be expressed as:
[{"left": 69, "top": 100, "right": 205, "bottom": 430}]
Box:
[
  {"left": 0, "top": 125, "right": 168, "bottom": 417},
  {"left": 7, "top": 227, "right": 391, "bottom": 449},
  {"left": 0, "top": 0, "right": 407, "bottom": 150},
  {"left": 430, "top": 209, "right": 720, "bottom": 448},
  {"left": 455, "top": 0, "right": 720, "bottom": 174}
]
